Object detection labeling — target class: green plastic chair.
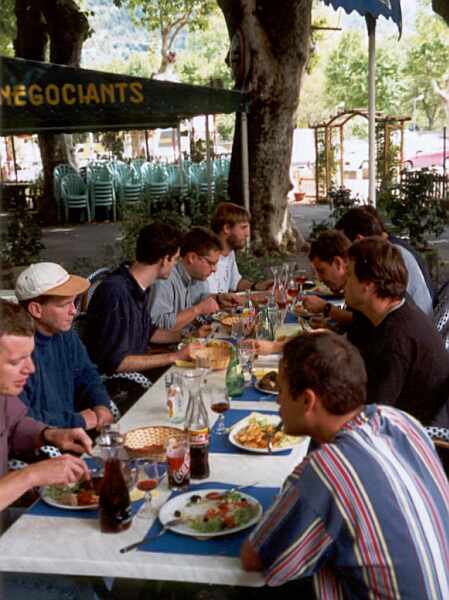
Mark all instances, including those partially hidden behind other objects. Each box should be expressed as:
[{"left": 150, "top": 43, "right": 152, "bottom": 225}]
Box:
[{"left": 60, "top": 173, "right": 91, "bottom": 223}]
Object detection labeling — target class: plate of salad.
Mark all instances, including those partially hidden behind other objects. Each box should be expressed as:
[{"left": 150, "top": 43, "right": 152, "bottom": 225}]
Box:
[
  {"left": 40, "top": 475, "right": 103, "bottom": 510},
  {"left": 158, "top": 488, "right": 263, "bottom": 538}
]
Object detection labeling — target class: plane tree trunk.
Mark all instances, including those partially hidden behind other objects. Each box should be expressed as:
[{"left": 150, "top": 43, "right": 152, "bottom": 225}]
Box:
[
  {"left": 14, "top": 0, "right": 89, "bottom": 224},
  {"left": 217, "top": 0, "right": 312, "bottom": 252}
]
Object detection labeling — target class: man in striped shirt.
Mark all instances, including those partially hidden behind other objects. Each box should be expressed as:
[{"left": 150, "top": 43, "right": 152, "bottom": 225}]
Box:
[{"left": 241, "top": 331, "right": 449, "bottom": 599}]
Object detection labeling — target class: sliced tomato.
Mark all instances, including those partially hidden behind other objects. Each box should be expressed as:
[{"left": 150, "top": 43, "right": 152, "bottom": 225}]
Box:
[
  {"left": 218, "top": 502, "right": 230, "bottom": 512},
  {"left": 205, "top": 492, "right": 222, "bottom": 501},
  {"left": 223, "top": 515, "right": 236, "bottom": 528},
  {"left": 206, "top": 508, "right": 219, "bottom": 519}
]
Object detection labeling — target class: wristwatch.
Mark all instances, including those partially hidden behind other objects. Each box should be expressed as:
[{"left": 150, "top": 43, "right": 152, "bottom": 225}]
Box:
[{"left": 323, "top": 302, "right": 333, "bottom": 318}]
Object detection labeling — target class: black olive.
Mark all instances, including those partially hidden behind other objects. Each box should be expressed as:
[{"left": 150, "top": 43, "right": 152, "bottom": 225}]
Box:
[
  {"left": 174, "top": 510, "right": 181, "bottom": 517},
  {"left": 203, "top": 517, "right": 209, "bottom": 522},
  {"left": 190, "top": 494, "right": 201, "bottom": 503}
]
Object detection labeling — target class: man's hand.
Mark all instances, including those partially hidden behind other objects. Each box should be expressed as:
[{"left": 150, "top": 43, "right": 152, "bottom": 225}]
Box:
[
  {"left": 253, "top": 339, "right": 284, "bottom": 355},
  {"left": 196, "top": 297, "right": 220, "bottom": 316},
  {"left": 197, "top": 324, "right": 213, "bottom": 338},
  {"left": 218, "top": 293, "right": 242, "bottom": 308},
  {"left": 176, "top": 342, "right": 204, "bottom": 362},
  {"left": 44, "top": 427, "right": 93, "bottom": 455},
  {"left": 25, "top": 455, "right": 90, "bottom": 489},
  {"left": 80, "top": 408, "right": 98, "bottom": 431},
  {"left": 94, "top": 405, "right": 114, "bottom": 431},
  {"left": 300, "top": 295, "right": 326, "bottom": 314},
  {"left": 253, "top": 279, "right": 273, "bottom": 291}
]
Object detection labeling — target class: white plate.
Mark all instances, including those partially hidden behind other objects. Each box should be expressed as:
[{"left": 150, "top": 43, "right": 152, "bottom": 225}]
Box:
[
  {"left": 254, "top": 381, "right": 278, "bottom": 396},
  {"left": 229, "top": 413, "right": 303, "bottom": 454},
  {"left": 158, "top": 489, "right": 263, "bottom": 538},
  {"left": 40, "top": 485, "right": 99, "bottom": 510}
]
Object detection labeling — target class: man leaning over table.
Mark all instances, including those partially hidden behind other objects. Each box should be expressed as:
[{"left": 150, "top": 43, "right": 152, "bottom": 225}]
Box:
[
  {"left": 0, "top": 299, "right": 91, "bottom": 511},
  {"left": 85, "top": 222, "right": 200, "bottom": 380},
  {"left": 148, "top": 226, "right": 222, "bottom": 332},
  {"left": 241, "top": 331, "right": 449, "bottom": 599},
  {"left": 16, "top": 262, "right": 114, "bottom": 432},
  {"left": 336, "top": 206, "right": 433, "bottom": 316}
]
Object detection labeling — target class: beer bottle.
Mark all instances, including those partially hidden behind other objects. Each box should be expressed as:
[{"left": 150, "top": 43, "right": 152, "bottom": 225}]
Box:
[
  {"left": 185, "top": 390, "right": 210, "bottom": 479},
  {"left": 225, "top": 345, "right": 245, "bottom": 397}
]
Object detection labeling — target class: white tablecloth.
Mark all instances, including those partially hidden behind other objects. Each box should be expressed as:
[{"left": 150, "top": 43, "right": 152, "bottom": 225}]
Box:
[{"left": 0, "top": 370, "right": 309, "bottom": 587}]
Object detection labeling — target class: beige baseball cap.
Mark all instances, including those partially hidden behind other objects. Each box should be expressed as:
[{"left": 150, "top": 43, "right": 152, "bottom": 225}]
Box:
[{"left": 15, "top": 262, "right": 90, "bottom": 301}]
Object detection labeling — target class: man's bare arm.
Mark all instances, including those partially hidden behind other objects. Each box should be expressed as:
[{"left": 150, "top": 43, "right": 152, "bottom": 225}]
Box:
[
  {"left": 116, "top": 342, "right": 201, "bottom": 372},
  {"left": 240, "top": 538, "right": 264, "bottom": 572}
]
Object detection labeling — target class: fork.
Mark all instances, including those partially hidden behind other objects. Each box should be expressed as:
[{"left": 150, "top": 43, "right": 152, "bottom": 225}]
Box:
[
  {"left": 267, "top": 420, "right": 283, "bottom": 454},
  {"left": 119, "top": 518, "right": 182, "bottom": 554}
]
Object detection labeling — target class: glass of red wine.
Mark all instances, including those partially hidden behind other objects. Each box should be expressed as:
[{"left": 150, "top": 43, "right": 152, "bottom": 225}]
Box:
[
  {"left": 295, "top": 269, "right": 307, "bottom": 296},
  {"left": 135, "top": 459, "right": 160, "bottom": 519},
  {"left": 210, "top": 389, "right": 230, "bottom": 436}
]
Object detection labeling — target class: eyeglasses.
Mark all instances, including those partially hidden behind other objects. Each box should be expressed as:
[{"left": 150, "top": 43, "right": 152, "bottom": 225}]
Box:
[{"left": 199, "top": 255, "right": 219, "bottom": 268}]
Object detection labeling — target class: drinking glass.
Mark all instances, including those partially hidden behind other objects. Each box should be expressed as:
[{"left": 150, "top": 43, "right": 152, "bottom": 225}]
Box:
[
  {"left": 237, "top": 338, "right": 257, "bottom": 381},
  {"left": 210, "top": 388, "right": 230, "bottom": 435},
  {"left": 135, "top": 459, "right": 161, "bottom": 519},
  {"left": 287, "top": 277, "right": 299, "bottom": 307},
  {"left": 195, "top": 349, "right": 212, "bottom": 385},
  {"left": 295, "top": 269, "right": 307, "bottom": 296}
]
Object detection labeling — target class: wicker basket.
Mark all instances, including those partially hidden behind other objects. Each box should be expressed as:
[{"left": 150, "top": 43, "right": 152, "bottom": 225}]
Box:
[
  {"left": 193, "top": 340, "right": 231, "bottom": 371},
  {"left": 124, "top": 426, "right": 185, "bottom": 460}
]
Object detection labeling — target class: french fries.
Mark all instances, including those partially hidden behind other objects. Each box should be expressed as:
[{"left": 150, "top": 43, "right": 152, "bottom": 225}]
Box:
[{"left": 235, "top": 417, "right": 284, "bottom": 449}]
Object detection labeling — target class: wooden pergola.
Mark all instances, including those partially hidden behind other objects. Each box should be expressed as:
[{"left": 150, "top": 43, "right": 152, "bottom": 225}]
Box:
[{"left": 310, "top": 109, "right": 410, "bottom": 203}]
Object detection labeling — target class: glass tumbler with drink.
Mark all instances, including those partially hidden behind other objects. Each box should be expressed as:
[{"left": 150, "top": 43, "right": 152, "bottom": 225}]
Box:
[
  {"left": 210, "top": 387, "right": 230, "bottom": 436},
  {"left": 135, "top": 459, "right": 161, "bottom": 519},
  {"left": 166, "top": 435, "right": 190, "bottom": 492}
]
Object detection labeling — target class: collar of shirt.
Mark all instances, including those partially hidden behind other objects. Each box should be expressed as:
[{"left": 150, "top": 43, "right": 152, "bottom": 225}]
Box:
[
  {"left": 118, "top": 262, "right": 149, "bottom": 303},
  {"left": 175, "top": 260, "right": 193, "bottom": 289}
]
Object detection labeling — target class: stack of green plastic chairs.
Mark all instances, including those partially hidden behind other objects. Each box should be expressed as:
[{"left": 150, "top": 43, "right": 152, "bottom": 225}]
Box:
[
  {"left": 60, "top": 172, "right": 91, "bottom": 223},
  {"left": 88, "top": 164, "right": 116, "bottom": 221},
  {"left": 141, "top": 163, "right": 169, "bottom": 213},
  {"left": 53, "top": 164, "right": 78, "bottom": 222}
]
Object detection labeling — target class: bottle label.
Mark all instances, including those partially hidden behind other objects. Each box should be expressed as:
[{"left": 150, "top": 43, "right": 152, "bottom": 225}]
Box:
[{"left": 189, "top": 428, "right": 209, "bottom": 446}]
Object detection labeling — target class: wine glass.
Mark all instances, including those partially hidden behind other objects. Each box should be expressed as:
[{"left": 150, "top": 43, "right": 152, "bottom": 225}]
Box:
[
  {"left": 135, "top": 459, "right": 161, "bottom": 519},
  {"left": 295, "top": 268, "right": 307, "bottom": 296},
  {"left": 287, "top": 277, "right": 299, "bottom": 308},
  {"left": 210, "top": 388, "right": 230, "bottom": 436}
]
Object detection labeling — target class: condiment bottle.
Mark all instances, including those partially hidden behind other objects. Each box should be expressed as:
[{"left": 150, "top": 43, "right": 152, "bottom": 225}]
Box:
[
  {"left": 98, "top": 432, "right": 132, "bottom": 533},
  {"left": 225, "top": 344, "right": 245, "bottom": 397},
  {"left": 184, "top": 390, "right": 210, "bottom": 479}
]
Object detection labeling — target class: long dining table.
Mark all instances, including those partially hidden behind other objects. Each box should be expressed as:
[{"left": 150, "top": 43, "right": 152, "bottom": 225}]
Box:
[{"left": 0, "top": 359, "right": 310, "bottom": 588}]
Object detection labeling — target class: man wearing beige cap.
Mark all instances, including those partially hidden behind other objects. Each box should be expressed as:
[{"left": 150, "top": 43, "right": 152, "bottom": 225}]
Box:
[{"left": 15, "top": 263, "right": 113, "bottom": 431}]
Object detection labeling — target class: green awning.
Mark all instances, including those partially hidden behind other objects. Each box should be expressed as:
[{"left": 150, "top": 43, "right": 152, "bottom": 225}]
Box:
[{"left": 0, "top": 56, "right": 249, "bottom": 135}]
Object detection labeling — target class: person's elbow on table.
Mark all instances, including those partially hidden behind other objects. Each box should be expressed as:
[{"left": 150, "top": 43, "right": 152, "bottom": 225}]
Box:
[{"left": 240, "top": 538, "right": 264, "bottom": 572}]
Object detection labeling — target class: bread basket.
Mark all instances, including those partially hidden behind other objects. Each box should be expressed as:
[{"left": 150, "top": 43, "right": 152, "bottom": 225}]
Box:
[
  {"left": 124, "top": 426, "right": 185, "bottom": 460},
  {"left": 193, "top": 340, "right": 231, "bottom": 371}
]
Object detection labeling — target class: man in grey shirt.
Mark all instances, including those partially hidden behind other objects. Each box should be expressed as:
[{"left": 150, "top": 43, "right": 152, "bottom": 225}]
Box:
[{"left": 149, "top": 227, "right": 221, "bottom": 331}]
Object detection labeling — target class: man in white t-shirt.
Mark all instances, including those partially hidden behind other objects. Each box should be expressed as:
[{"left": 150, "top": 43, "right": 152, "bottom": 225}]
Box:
[{"left": 207, "top": 202, "right": 272, "bottom": 295}]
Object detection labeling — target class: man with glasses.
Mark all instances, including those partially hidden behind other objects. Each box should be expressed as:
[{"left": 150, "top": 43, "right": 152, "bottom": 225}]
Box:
[{"left": 149, "top": 227, "right": 221, "bottom": 332}]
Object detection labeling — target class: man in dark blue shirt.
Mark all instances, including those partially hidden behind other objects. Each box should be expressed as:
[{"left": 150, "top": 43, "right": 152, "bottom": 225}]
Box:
[
  {"left": 85, "top": 222, "right": 199, "bottom": 377},
  {"left": 15, "top": 262, "right": 113, "bottom": 431}
]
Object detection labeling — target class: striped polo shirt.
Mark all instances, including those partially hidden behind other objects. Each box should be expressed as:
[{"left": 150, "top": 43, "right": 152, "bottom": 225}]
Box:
[{"left": 250, "top": 404, "right": 449, "bottom": 599}]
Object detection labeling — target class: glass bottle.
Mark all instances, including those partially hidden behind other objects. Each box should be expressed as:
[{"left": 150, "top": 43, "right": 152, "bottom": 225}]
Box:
[
  {"left": 184, "top": 390, "right": 210, "bottom": 479},
  {"left": 243, "top": 289, "right": 256, "bottom": 318},
  {"left": 98, "top": 432, "right": 132, "bottom": 533},
  {"left": 225, "top": 344, "right": 245, "bottom": 397}
]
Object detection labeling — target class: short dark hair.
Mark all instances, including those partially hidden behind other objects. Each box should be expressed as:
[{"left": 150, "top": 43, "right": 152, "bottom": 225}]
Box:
[
  {"left": 180, "top": 227, "right": 222, "bottom": 258},
  {"left": 348, "top": 237, "right": 407, "bottom": 299},
  {"left": 136, "top": 222, "right": 181, "bottom": 264},
  {"left": 0, "top": 299, "right": 35, "bottom": 338},
  {"left": 309, "top": 230, "right": 350, "bottom": 263},
  {"left": 336, "top": 207, "right": 384, "bottom": 241},
  {"left": 282, "top": 331, "right": 367, "bottom": 415},
  {"left": 210, "top": 202, "right": 250, "bottom": 234}
]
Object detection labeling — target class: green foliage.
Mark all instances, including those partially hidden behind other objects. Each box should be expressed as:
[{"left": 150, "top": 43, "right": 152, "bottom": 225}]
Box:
[
  {"left": 308, "top": 186, "right": 359, "bottom": 241},
  {"left": 380, "top": 171, "right": 447, "bottom": 249},
  {"left": 402, "top": 12, "right": 449, "bottom": 130},
  {"left": 100, "top": 132, "right": 125, "bottom": 159},
  {"left": 325, "top": 31, "right": 405, "bottom": 115},
  {"left": 120, "top": 201, "right": 190, "bottom": 261},
  {"left": 236, "top": 250, "right": 289, "bottom": 282},
  {"left": 0, "top": 208, "right": 45, "bottom": 268},
  {"left": 0, "top": 0, "right": 15, "bottom": 56}
]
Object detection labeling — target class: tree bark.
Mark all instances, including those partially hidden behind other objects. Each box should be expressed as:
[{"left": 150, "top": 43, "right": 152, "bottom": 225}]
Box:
[
  {"left": 218, "top": 0, "right": 312, "bottom": 253},
  {"left": 14, "top": 0, "right": 89, "bottom": 224}
]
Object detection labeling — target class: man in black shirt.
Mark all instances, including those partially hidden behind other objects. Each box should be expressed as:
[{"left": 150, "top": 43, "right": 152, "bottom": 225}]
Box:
[{"left": 345, "top": 237, "right": 449, "bottom": 425}]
